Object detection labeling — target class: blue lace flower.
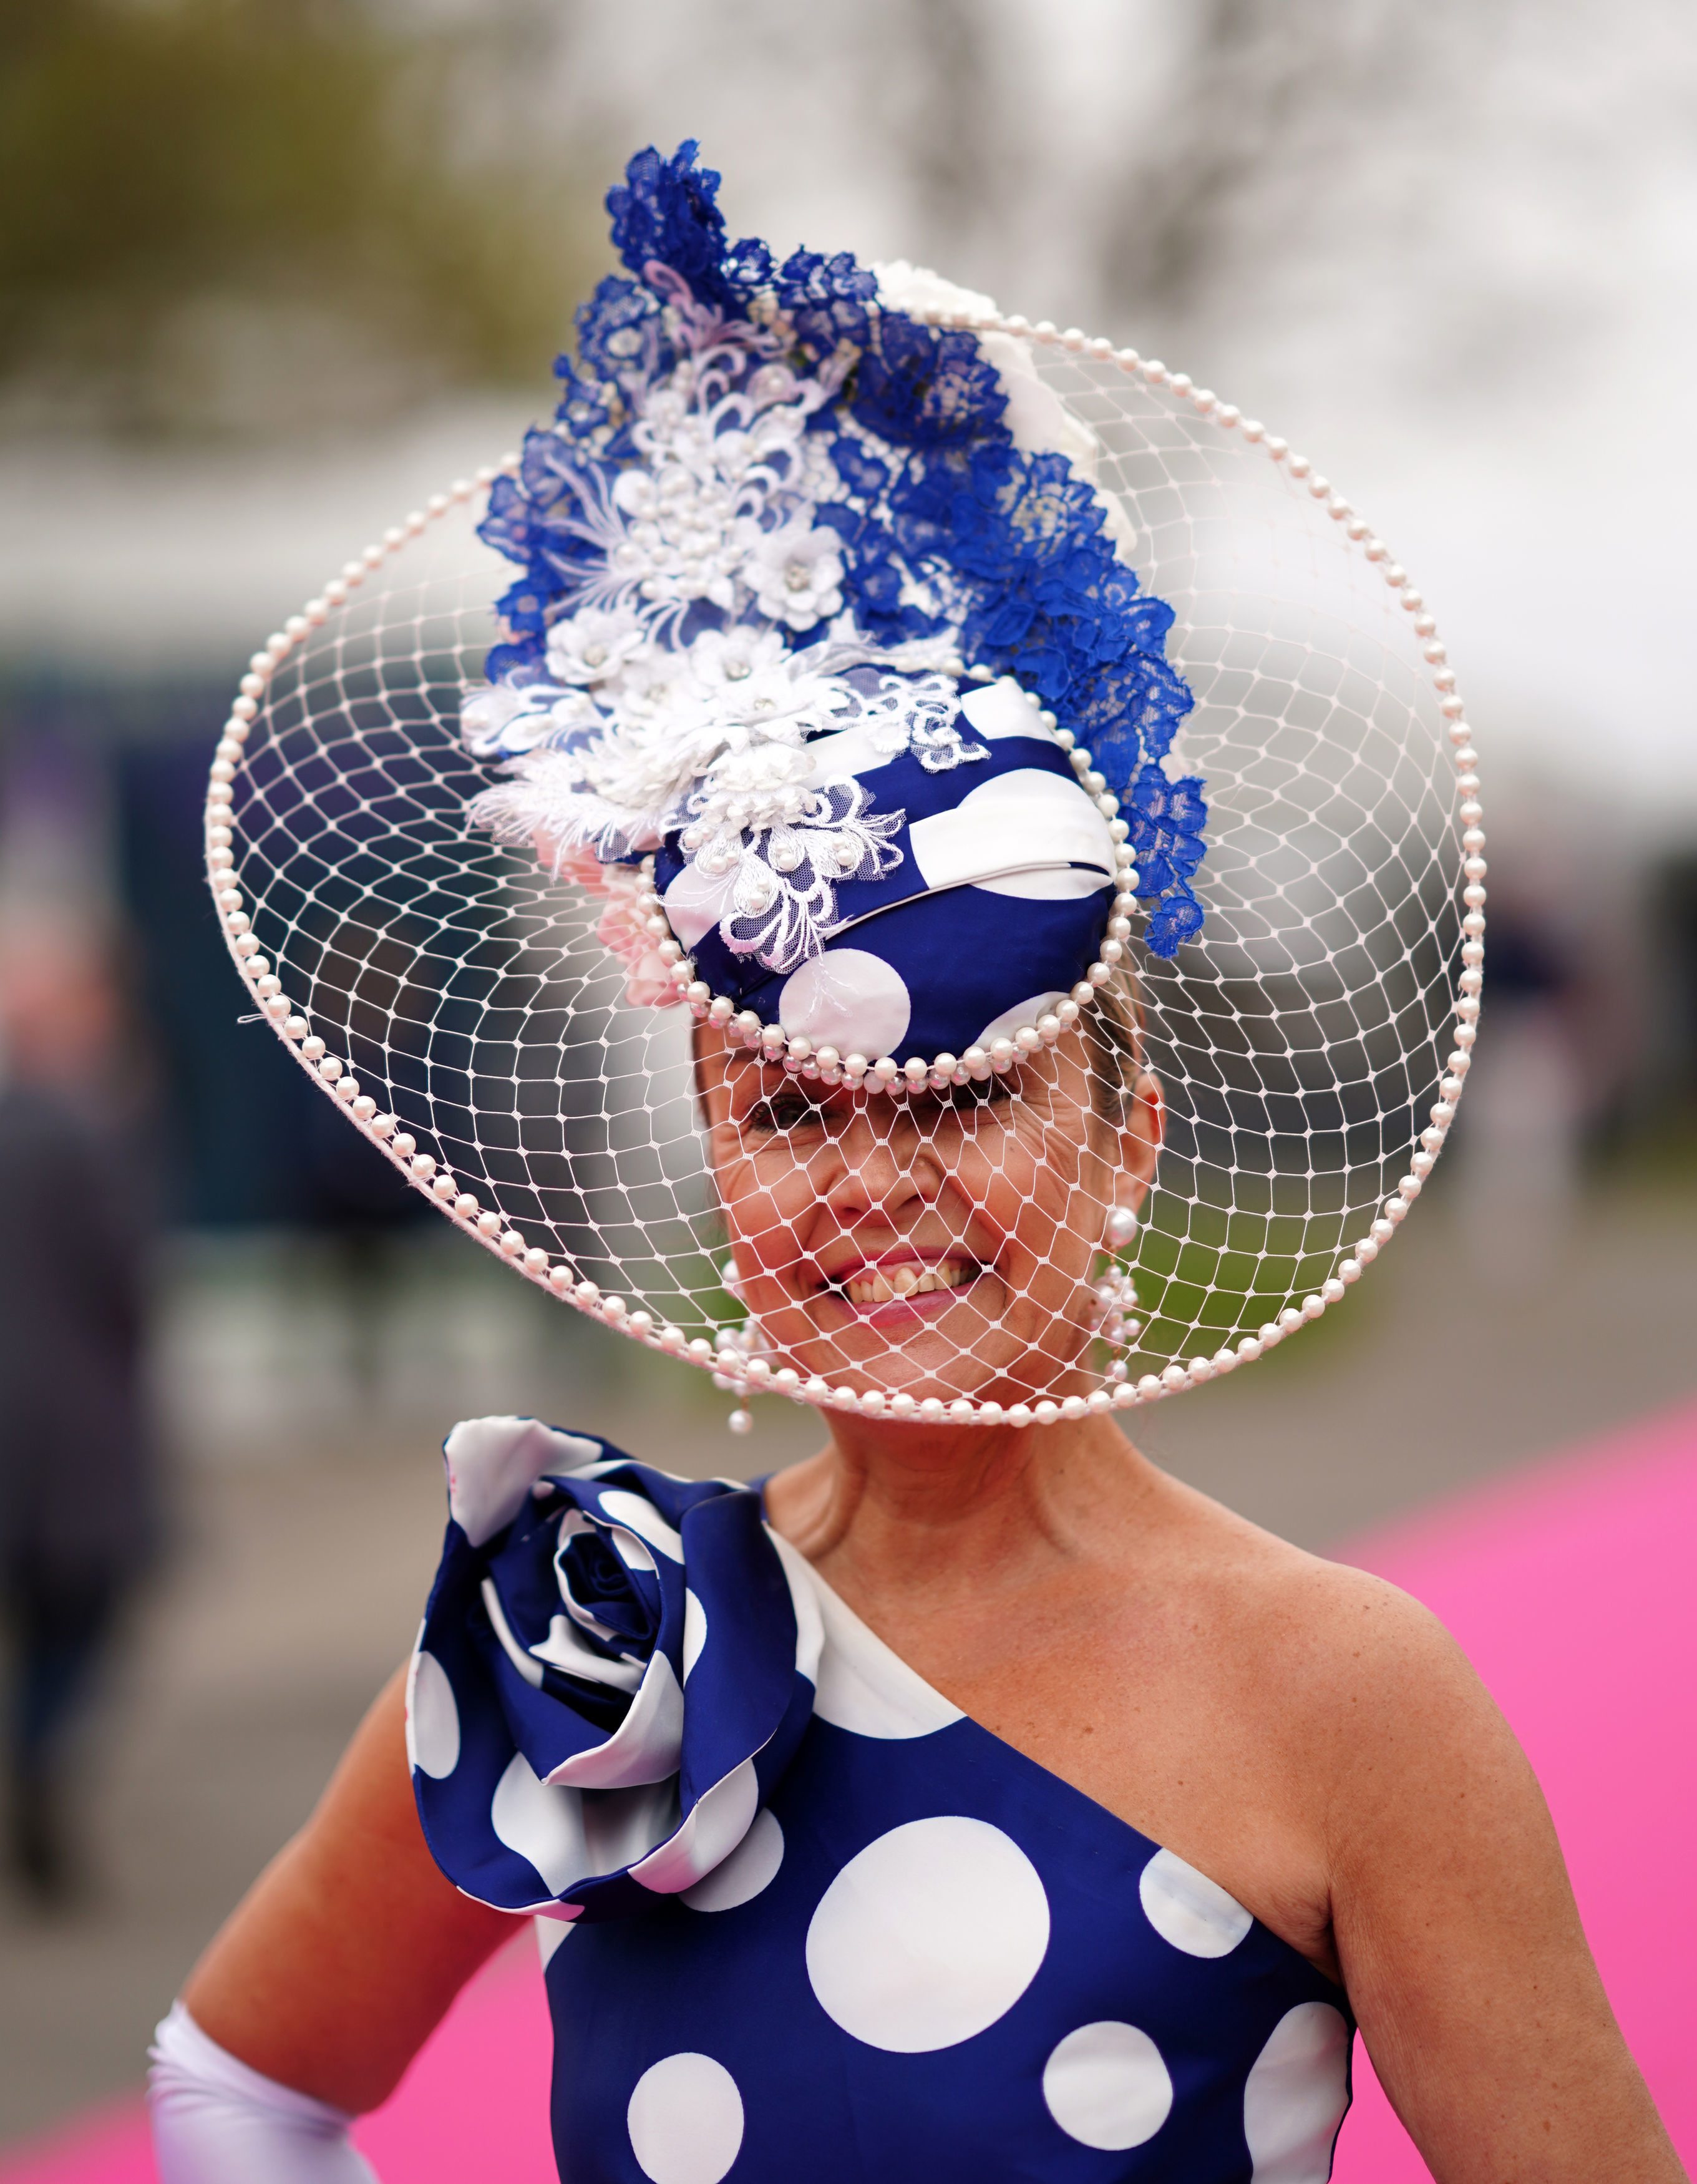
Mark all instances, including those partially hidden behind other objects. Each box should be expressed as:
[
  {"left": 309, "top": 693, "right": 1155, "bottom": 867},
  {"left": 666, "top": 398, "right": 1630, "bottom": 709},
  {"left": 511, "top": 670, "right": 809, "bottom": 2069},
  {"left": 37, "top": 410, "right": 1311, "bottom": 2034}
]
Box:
[
  {"left": 853, "top": 316, "right": 1009, "bottom": 449},
  {"left": 573, "top": 275, "right": 668, "bottom": 386},
  {"left": 550, "top": 352, "right": 618, "bottom": 439},
  {"left": 1127, "top": 764, "right": 1208, "bottom": 957},
  {"left": 778, "top": 249, "right": 879, "bottom": 358},
  {"left": 470, "top": 139, "right": 1212, "bottom": 957},
  {"left": 608, "top": 140, "right": 744, "bottom": 314}
]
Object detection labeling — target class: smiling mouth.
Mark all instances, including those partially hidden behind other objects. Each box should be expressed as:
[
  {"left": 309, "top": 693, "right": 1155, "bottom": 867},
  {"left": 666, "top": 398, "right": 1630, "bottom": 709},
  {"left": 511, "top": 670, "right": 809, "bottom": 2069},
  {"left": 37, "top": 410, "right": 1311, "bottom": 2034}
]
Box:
[{"left": 842, "top": 1260, "right": 969, "bottom": 1306}]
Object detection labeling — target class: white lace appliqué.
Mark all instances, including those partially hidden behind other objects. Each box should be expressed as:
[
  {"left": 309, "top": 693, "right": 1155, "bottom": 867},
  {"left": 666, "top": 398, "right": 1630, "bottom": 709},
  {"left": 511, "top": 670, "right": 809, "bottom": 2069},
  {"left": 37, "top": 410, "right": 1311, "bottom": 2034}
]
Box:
[
  {"left": 460, "top": 278, "right": 1012, "bottom": 983},
  {"left": 711, "top": 781, "right": 905, "bottom": 974}
]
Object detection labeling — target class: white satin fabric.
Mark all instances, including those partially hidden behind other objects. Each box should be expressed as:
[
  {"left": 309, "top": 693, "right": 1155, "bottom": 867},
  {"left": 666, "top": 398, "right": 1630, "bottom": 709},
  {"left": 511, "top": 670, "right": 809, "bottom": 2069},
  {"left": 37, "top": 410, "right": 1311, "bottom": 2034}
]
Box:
[{"left": 148, "top": 2001, "right": 379, "bottom": 2184}]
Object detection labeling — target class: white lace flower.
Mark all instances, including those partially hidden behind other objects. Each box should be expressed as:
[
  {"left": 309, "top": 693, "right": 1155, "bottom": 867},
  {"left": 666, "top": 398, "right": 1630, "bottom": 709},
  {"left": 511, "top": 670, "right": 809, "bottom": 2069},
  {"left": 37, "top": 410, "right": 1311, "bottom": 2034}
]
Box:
[
  {"left": 460, "top": 680, "right": 600, "bottom": 759},
  {"left": 681, "top": 742, "right": 817, "bottom": 860},
  {"left": 710, "top": 781, "right": 907, "bottom": 973},
  {"left": 570, "top": 681, "right": 801, "bottom": 846},
  {"left": 607, "top": 643, "right": 703, "bottom": 733},
  {"left": 701, "top": 663, "right": 842, "bottom": 745},
  {"left": 744, "top": 518, "right": 845, "bottom": 631},
  {"left": 545, "top": 607, "right": 648, "bottom": 686},
  {"left": 607, "top": 455, "right": 745, "bottom": 612},
  {"left": 460, "top": 680, "right": 532, "bottom": 758},
  {"left": 687, "top": 625, "right": 790, "bottom": 691}
]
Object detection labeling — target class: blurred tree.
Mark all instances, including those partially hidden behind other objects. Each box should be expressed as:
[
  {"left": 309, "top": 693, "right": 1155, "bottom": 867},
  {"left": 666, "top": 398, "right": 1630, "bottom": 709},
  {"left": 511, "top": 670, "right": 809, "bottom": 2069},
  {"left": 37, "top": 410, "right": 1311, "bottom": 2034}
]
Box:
[{"left": 0, "top": 0, "right": 606, "bottom": 436}]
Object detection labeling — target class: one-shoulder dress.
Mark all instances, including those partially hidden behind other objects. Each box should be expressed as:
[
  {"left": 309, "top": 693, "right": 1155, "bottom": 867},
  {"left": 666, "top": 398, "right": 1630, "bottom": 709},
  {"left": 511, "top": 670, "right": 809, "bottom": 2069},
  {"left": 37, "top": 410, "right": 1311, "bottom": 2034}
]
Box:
[{"left": 407, "top": 1417, "right": 1355, "bottom": 2183}]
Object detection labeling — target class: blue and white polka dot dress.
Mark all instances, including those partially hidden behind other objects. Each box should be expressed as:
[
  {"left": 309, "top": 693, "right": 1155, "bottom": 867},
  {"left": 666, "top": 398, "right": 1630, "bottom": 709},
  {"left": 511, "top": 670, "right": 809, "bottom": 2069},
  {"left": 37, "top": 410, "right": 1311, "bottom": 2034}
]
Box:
[{"left": 409, "top": 1419, "right": 1355, "bottom": 2183}]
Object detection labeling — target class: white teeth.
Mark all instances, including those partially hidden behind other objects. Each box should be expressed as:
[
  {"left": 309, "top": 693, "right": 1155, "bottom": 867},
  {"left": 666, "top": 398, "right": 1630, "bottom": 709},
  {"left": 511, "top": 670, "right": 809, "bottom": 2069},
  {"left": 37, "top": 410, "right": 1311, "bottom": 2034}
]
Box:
[{"left": 844, "top": 1262, "right": 965, "bottom": 1305}]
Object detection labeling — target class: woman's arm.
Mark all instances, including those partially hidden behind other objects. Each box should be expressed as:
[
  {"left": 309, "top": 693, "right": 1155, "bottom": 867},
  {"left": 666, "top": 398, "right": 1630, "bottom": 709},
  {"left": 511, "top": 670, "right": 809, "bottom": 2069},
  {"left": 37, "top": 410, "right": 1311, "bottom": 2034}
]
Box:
[
  {"left": 180, "top": 1664, "right": 518, "bottom": 2113},
  {"left": 1318, "top": 1579, "right": 1685, "bottom": 2182}
]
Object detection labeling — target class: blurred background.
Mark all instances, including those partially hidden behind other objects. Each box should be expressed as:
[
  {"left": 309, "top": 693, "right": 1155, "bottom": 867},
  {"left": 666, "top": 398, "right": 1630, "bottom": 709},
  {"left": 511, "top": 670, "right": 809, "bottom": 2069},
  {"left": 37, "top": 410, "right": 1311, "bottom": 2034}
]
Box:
[{"left": 0, "top": 0, "right": 1695, "bottom": 2153}]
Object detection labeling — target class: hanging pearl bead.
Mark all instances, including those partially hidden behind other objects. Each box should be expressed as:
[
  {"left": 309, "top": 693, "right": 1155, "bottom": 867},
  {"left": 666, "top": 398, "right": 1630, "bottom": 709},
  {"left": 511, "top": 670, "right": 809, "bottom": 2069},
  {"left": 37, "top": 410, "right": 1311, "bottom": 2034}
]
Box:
[{"left": 1106, "top": 1206, "right": 1139, "bottom": 1249}]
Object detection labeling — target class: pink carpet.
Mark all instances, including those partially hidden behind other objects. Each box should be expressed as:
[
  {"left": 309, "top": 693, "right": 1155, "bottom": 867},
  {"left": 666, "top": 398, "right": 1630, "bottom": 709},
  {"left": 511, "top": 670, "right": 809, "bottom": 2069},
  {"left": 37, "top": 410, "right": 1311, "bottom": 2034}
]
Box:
[
  {"left": 1330, "top": 1395, "right": 1697, "bottom": 2178},
  {"left": 4, "top": 1395, "right": 1693, "bottom": 2182}
]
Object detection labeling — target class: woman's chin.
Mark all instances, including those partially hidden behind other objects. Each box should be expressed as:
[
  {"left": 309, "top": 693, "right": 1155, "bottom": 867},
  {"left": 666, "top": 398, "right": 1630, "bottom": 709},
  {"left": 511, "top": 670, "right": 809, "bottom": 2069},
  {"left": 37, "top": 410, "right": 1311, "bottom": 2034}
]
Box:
[{"left": 752, "top": 1282, "right": 1092, "bottom": 1407}]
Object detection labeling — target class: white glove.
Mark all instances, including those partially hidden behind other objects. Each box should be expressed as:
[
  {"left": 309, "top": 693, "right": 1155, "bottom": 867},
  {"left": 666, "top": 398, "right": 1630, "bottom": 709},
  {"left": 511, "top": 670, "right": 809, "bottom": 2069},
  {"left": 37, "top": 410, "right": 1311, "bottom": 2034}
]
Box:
[{"left": 148, "top": 2001, "right": 381, "bottom": 2184}]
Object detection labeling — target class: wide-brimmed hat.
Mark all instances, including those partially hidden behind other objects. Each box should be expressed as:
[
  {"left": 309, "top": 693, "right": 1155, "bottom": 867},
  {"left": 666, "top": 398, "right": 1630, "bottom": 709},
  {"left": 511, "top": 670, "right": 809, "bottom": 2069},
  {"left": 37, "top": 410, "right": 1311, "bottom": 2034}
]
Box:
[{"left": 205, "top": 142, "right": 1485, "bottom": 1426}]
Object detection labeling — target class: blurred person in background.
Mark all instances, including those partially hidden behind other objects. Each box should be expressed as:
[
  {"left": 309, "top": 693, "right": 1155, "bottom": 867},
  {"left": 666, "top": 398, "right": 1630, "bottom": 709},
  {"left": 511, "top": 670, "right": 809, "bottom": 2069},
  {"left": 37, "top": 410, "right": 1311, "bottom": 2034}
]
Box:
[
  {"left": 0, "top": 920, "right": 160, "bottom": 1905},
  {"left": 1456, "top": 899, "right": 1583, "bottom": 1284},
  {"left": 1451, "top": 806, "right": 1617, "bottom": 1291}
]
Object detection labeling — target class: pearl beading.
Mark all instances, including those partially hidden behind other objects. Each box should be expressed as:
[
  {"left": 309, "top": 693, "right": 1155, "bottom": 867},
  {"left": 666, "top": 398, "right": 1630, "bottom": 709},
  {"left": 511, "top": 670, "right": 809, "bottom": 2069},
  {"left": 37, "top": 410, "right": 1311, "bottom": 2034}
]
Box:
[{"left": 206, "top": 316, "right": 1484, "bottom": 1427}]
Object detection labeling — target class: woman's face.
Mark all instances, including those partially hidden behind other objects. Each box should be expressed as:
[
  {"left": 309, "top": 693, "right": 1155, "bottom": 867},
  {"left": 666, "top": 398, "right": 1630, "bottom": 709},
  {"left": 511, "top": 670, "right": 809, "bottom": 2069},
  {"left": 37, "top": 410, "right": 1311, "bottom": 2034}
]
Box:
[{"left": 698, "top": 1033, "right": 1162, "bottom": 1408}]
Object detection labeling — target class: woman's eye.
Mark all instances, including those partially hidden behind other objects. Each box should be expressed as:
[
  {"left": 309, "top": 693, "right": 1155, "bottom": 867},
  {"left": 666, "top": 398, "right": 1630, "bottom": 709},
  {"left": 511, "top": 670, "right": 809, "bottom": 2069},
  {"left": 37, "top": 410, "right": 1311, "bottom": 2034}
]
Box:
[{"left": 747, "top": 1092, "right": 822, "bottom": 1134}]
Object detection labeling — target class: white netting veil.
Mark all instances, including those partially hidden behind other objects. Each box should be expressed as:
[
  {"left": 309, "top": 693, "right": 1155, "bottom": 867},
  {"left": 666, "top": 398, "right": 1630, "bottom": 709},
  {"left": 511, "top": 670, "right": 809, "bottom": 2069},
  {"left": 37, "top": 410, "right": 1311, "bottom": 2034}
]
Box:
[{"left": 205, "top": 330, "right": 1485, "bottom": 1431}]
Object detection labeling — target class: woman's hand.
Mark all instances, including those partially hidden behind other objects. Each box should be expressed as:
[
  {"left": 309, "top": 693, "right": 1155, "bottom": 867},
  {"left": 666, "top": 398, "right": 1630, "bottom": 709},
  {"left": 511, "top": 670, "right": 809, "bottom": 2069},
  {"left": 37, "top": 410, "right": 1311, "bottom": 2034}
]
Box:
[{"left": 180, "top": 1665, "right": 518, "bottom": 2113}]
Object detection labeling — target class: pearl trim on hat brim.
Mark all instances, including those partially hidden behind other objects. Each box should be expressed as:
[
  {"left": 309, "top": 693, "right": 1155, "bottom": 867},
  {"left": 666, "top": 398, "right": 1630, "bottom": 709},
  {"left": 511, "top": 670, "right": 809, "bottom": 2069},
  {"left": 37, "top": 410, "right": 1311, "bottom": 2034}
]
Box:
[{"left": 203, "top": 316, "right": 1485, "bottom": 1422}]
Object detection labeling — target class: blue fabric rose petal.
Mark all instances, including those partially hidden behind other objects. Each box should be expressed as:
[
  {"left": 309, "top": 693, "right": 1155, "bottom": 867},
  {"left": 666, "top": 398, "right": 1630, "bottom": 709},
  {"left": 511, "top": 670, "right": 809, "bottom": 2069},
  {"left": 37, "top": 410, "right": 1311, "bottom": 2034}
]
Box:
[{"left": 409, "top": 1416, "right": 821, "bottom": 1920}]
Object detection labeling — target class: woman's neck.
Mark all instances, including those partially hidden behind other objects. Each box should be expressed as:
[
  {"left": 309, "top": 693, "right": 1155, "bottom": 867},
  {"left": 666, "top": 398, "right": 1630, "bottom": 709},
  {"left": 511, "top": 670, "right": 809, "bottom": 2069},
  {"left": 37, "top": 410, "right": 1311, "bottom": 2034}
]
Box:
[{"left": 762, "top": 1413, "right": 1156, "bottom": 1611}]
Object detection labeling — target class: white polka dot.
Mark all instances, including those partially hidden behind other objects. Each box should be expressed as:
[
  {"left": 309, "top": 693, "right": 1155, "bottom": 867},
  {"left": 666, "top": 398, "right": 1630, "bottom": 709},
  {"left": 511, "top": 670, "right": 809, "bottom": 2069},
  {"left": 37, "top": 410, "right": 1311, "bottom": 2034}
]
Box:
[
  {"left": 796, "top": 719, "right": 915, "bottom": 786},
  {"left": 777, "top": 947, "right": 911, "bottom": 1062},
  {"left": 1043, "top": 2021, "right": 1174, "bottom": 2150},
  {"left": 975, "top": 869, "right": 1107, "bottom": 900},
  {"left": 957, "top": 676, "right": 1055, "bottom": 742},
  {"left": 661, "top": 859, "right": 738, "bottom": 949},
  {"left": 1139, "top": 1846, "right": 1254, "bottom": 1958},
  {"left": 534, "top": 1911, "right": 578, "bottom": 1971},
  {"left": 681, "top": 1808, "right": 784, "bottom": 1912},
  {"left": 444, "top": 1416, "right": 602, "bottom": 1548},
  {"left": 626, "top": 2053, "right": 744, "bottom": 2184},
  {"left": 908, "top": 768, "right": 1116, "bottom": 896},
  {"left": 631, "top": 1758, "right": 758, "bottom": 1894},
  {"left": 975, "top": 990, "right": 1069, "bottom": 1049},
  {"left": 490, "top": 1751, "right": 588, "bottom": 1898},
  {"left": 1243, "top": 2002, "right": 1353, "bottom": 2183},
  {"left": 406, "top": 1647, "right": 460, "bottom": 1779},
  {"left": 598, "top": 1489, "right": 684, "bottom": 1561},
  {"left": 610, "top": 1524, "right": 659, "bottom": 1576},
  {"left": 683, "top": 1589, "right": 707, "bottom": 1684},
  {"left": 805, "top": 1816, "right": 1049, "bottom": 2051}
]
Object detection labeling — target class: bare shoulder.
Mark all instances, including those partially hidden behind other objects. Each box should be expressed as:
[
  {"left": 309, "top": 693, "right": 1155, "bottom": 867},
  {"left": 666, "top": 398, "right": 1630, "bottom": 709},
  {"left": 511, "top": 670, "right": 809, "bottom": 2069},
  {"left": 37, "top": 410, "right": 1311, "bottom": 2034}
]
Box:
[
  {"left": 1137, "top": 1467, "right": 1508, "bottom": 1792},
  {"left": 1141, "top": 1484, "right": 1693, "bottom": 2182}
]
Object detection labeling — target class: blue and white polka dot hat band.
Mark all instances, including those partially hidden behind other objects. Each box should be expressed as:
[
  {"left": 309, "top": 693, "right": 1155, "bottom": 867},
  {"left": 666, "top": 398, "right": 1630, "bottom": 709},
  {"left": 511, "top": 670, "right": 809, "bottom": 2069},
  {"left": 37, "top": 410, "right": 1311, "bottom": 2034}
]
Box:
[{"left": 205, "top": 139, "right": 1485, "bottom": 1416}]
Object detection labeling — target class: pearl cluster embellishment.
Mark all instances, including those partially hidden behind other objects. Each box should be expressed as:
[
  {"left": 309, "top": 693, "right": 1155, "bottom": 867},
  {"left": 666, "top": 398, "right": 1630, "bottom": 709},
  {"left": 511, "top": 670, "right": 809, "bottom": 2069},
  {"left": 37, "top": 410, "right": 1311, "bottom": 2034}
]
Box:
[{"left": 207, "top": 314, "right": 1482, "bottom": 1426}]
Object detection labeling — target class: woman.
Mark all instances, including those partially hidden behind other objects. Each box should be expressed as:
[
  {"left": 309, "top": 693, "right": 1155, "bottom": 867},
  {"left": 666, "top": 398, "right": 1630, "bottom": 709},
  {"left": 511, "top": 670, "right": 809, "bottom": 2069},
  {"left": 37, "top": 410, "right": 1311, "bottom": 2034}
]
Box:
[{"left": 152, "top": 145, "right": 1685, "bottom": 2179}]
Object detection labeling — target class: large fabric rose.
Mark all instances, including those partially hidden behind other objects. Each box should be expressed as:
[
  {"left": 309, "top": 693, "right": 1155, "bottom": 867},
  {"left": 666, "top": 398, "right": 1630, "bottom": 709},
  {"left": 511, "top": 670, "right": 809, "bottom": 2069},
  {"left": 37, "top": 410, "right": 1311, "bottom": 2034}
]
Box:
[{"left": 407, "top": 1416, "right": 821, "bottom": 1922}]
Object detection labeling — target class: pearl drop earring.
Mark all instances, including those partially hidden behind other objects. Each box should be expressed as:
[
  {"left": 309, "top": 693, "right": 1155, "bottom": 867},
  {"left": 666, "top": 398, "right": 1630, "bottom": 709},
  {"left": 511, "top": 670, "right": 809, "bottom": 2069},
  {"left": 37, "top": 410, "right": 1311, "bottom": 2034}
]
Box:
[{"left": 1094, "top": 1204, "right": 1143, "bottom": 1389}]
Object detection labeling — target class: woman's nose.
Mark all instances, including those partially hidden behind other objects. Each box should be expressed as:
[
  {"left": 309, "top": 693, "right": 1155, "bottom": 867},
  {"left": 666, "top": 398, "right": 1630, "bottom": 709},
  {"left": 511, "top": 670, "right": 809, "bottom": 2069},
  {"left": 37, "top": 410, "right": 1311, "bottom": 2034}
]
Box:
[{"left": 820, "top": 1105, "right": 943, "bottom": 1223}]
